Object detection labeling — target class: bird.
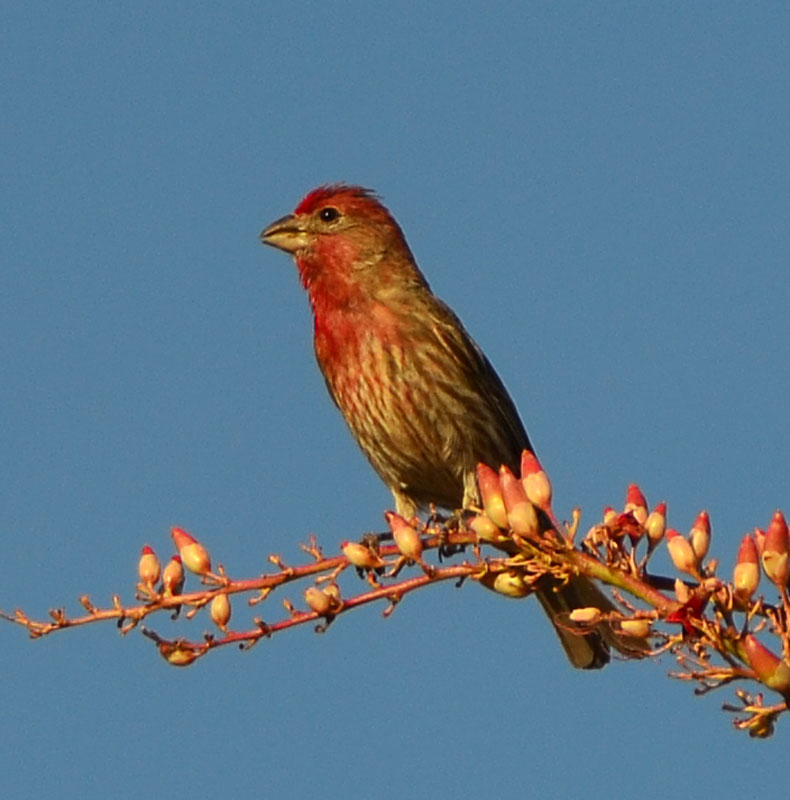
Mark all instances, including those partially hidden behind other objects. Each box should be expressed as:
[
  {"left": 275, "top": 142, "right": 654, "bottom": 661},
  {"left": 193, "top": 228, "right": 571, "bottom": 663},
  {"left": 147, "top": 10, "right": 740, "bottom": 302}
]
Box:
[{"left": 260, "top": 184, "right": 618, "bottom": 668}]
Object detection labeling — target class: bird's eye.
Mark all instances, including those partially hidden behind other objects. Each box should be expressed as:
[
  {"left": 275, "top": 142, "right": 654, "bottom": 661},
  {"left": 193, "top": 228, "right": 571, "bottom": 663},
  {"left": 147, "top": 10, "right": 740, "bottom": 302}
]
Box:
[{"left": 319, "top": 207, "right": 340, "bottom": 223}]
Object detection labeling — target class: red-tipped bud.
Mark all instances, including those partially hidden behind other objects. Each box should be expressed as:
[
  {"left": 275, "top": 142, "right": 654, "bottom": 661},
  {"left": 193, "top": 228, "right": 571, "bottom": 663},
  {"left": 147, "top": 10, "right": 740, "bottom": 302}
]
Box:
[
  {"left": 519, "top": 450, "right": 552, "bottom": 511},
  {"left": 733, "top": 534, "right": 760, "bottom": 601},
  {"left": 499, "top": 465, "right": 539, "bottom": 537},
  {"left": 162, "top": 555, "right": 184, "bottom": 597},
  {"left": 761, "top": 511, "right": 790, "bottom": 588},
  {"left": 620, "top": 619, "right": 652, "bottom": 638},
  {"left": 624, "top": 484, "right": 648, "bottom": 525},
  {"left": 385, "top": 511, "right": 423, "bottom": 562},
  {"left": 171, "top": 527, "right": 211, "bottom": 576},
  {"left": 602, "top": 506, "right": 617, "bottom": 526},
  {"left": 478, "top": 569, "right": 530, "bottom": 598},
  {"left": 569, "top": 607, "right": 602, "bottom": 624},
  {"left": 689, "top": 510, "right": 711, "bottom": 562},
  {"left": 304, "top": 586, "right": 333, "bottom": 615},
  {"left": 476, "top": 463, "right": 508, "bottom": 528},
  {"left": 666, "top": 529, "right": 698, "bottom": 575},
  {"left": 341, "top": 541, "right": 385, "bottom": 571},
  {"left": 469, "top": 514, "right": 506, "bottom": 543},
  {"left": 210, "top": 593, "right": 231, "bottom": 631},
  {"left": 644, "top": 502, "right": 667, "bottom": 547},
  {"left": 742, "top": 634, "right": 790, "bottom": 693},
  {"left": 138, "top": 545, "right": 161, "bottom": 588}
]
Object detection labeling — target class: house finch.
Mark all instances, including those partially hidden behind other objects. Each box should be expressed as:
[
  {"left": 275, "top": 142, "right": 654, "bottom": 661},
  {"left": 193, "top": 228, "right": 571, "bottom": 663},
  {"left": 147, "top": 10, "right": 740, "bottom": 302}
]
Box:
[{"left": 260, "top": 185, "right": 617, "bottom": 668}]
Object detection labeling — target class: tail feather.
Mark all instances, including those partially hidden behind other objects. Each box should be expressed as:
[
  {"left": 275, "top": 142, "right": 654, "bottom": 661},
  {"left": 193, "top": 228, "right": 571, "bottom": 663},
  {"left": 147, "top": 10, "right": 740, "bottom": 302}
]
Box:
[{"left": 535, "top": 576, "right": 645, "bottom": 669}]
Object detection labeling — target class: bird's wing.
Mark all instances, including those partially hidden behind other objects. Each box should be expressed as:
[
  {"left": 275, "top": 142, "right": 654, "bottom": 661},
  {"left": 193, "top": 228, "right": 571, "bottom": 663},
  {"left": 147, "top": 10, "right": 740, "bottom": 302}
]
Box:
[{"left": 426, "top": 299, "right": 534, "bottom": 469}]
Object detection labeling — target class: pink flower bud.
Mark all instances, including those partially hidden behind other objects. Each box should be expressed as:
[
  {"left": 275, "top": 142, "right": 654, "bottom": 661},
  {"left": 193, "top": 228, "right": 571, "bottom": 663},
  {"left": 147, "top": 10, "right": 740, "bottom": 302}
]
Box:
[
  {"left": 666, "top": 529, "right": 698, "bottom": 575},
  {"left": 644, "top": 502, "right": 667, "bottom": 547},
  {"left": 602, "top": 506, "right": 617, "bottom": 526},
  {"left": 688, "top": 510, "right": 711, "bottom": 562},
  {"left": 624, "top": 484, "right": 648, "bottom": 525},
  {"left": 162, "top": 555, "right": 184, "bottom": 597},
  {"left": 476, "top": 462, "right": 508, "bottom": 528},
  {"left": 341, "top": 541, "right": 385, "bottom": 571},
  {"left": 171, "top": 527, "right": 212, "bottom": 576},
  {"left": 138, "top": 545, "right": 161, "bottom": 588},
  {"left": 742, "top": 634, "right": 790, "bottom": 694},
  {"left": 304, "top": 586, "right": 333, "bottom": 615},
  {"left": 210, "top": 593, "right": 231, "bottom": 631},
  {"left": 385, "top": 511, "right": 423, "bottom": 562},
  {"left": 733, "top": 534, "right": 760, "bottom": 600},
  {"left": 499, "top": 466, "right": 539, "bottom": 537},
  {"left": 761, "top": 511, "right": 789, "bottom": 588},
  {"left": 519, "top": 450, "right": 552, "bottom": 511}
]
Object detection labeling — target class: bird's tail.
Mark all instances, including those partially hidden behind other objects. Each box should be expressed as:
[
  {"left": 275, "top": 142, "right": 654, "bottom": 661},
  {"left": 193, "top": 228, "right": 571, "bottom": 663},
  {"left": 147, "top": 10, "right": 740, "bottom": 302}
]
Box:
[{"left": 535, "top": 575, "right": 644, "bottom": 669}]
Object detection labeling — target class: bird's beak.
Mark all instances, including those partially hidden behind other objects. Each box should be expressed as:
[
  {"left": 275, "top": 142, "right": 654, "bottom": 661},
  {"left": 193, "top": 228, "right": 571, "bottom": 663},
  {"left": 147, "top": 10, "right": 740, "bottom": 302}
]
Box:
[{"left": 259, "top": 214, "right": 309, "bottom": 254}]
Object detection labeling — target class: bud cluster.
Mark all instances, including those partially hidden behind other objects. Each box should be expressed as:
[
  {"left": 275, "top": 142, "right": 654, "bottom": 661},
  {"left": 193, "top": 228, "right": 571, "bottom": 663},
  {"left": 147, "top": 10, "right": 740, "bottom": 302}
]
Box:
[
  {"left": 6, "top": 460, "right": 790, "bottom": 739},
  {"left": 470, "top": 450, "right": 551, "bottom": 546}
]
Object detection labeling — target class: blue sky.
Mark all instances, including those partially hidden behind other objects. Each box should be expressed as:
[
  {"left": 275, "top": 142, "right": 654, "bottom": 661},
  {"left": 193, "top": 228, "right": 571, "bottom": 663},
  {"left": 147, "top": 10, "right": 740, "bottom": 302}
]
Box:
[{"left": 2, "top": 3, "right": 789, "bottom": 798}]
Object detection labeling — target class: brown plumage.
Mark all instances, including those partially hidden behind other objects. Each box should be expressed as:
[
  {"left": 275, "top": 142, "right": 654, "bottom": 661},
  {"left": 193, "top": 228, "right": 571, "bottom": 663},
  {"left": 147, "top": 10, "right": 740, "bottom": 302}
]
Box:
[{"left": 260, "top": 184, "right": 615, "bottom": 668}]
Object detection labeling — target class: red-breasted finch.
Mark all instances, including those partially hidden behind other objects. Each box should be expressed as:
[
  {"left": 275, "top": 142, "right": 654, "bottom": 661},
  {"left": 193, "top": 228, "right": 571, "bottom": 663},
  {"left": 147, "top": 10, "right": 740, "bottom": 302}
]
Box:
[{"left": 261, "top": 184, "right": 618, "bottom": 669}]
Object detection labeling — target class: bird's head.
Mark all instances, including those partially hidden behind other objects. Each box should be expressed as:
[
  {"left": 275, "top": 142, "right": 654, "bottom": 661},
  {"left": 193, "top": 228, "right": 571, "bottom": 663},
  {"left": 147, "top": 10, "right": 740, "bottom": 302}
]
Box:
[{"left": 260, "top": 184, "right": 426, "bottom": 298}]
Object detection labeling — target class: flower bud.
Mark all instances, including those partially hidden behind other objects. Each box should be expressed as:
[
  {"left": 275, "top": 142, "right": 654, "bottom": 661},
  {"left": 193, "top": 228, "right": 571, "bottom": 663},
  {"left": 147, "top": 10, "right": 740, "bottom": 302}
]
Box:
[
  {"left": 644, "top": 502, "right": 667, "bottom": 548},
  {"left": 519, "top": 450, "right": 552, "bottom": 511},
  {"left": 210, "top": 593, "right": 231, "bottom": 631},
  {"left": 162, "top": 555, "right": 184, "bottom": 597},
  {"left": 761, "top": 511, "right": 790, "bottom": 589},
  {"left": 478, "top": 569, "right": 530, "bottom": 598},
  {"left": 138, "top": 545, "right": 161, "bottom": 588},
  {"left": 624, "top": 484, "right": 648, "bottom": 526},
  {"left": 619, "top": 619, "right": 652, "bottom": 638},
  {"left": 666, "top": 529, "right": 698, "bottom": 575},
  {"left": 469, "top": 514, "right": 506, "bottom": 543},
  {"left": 569, "top": 607, "right": 602, "bottom": 624},
  {"left": 171, "top": 527, "right": 211, "bottom": 576},
  {"left": 733, "top": 534, "right": 760, "bottom": 600},
  {"left": 341, "top": 541, "right": 385, "bottom": 571},
  {"left": 499, "top": 466, "right": 539, "bottom": 537},
  {"left": 602, "top": 506, "right": 617, "bottom": 526},
  {"left": 689, "top": 510, "right": 711, "bottom": 562},
  {"left": 385, "top": 511, "right": 423, "bottom": 562},
  {"left": 742, "top": 634, "right": 790, "bottom": 694},
  {"left": 476, "top": 462, "right": 508, "bottom": 528},
  {"left": 304, "top": 586, "right": 333, "bottom": 615}
]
